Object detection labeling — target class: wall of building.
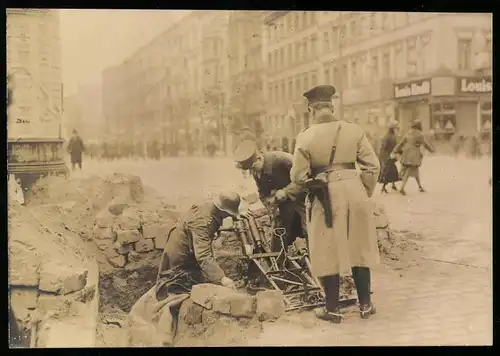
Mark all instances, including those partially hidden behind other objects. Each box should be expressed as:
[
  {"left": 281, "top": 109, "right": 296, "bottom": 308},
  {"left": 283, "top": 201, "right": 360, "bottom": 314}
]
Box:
[{"left": 6, "top": 9, "right": 63, "bottom": 139}]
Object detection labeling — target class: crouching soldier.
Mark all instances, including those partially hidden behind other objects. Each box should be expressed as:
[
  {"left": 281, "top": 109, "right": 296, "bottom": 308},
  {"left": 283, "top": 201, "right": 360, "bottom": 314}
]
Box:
[
  {"left": 128, "top": 192, "right": 242, "bottom": 346},
  {"left": 234, "top": 140, "right": 308, "bottom": 252},
  {"left": 291, "top": 85, "right": 380, "bottom": 323},
  {"left": 156, "top": 191, "right": 242, "bottom": 299}
]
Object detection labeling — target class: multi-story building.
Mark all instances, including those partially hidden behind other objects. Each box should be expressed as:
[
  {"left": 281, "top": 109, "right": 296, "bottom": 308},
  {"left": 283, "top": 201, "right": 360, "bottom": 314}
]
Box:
[
  {"left": 227, "top": 11, "right": 268, "bottom": 151},
  {"left": 102, "top": 10, "right": 233, "bottom": 155},
  {"left": 263, "top": 11, "right": 492, "bottom": 148},
  {"left": 6, "top": 9, "right": 63, "bottom": 139},
  {"left": 63, "top": 83, "right": 103, "bottom": 141}
]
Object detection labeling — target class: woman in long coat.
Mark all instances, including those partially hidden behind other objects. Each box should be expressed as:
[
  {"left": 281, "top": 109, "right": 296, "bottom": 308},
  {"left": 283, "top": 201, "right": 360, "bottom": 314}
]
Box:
[
  {"left": 391, "top": 120, "right": 435, "bottom": 195},
  {"left": 378, "top": 123, "right": 400, "bottom": 194}
]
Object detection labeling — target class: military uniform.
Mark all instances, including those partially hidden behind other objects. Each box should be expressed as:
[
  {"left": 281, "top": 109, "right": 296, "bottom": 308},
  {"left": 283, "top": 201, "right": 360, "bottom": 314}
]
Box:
[
  {"left": 234, "top": 140, "right": 308, "bottom": 250},
  {"left": 155, "top": 200, "right": 228, "bottom": 301},
  {"left": 290, "top": 85, "right": 380, "bottom": 321}
]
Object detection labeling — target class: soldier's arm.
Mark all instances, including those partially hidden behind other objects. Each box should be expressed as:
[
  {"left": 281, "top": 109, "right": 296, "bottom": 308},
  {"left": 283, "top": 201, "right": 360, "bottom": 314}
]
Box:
[
  {"left": 290, "top": 134, "right": 311, "bottom": 185},
  {"left": 274, "top": 152, "right": 303, "bottom": 200},
  {"left": 190, "top": 222, "right": 226, "bottom": 284},
  {"left": 357, "top": 134, "right": 381, "bottom": 198}
]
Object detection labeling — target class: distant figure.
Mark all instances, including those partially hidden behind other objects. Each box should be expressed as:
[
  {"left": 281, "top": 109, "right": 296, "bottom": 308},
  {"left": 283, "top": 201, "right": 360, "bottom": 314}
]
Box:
[
  {"left": 207, "top": 138, "right": 217, "bottom": 157},
  {"left": 391, "top": 120, "right": 435, "bottom": 195},
  {"left": 67, "top": 129, "right": 85, "bottom": 171},
  {"left": 469, "top": 135, "right": 480, "bottom": 159},
  {"left": 378, "top": 123, "right": 400, "bottom": 194}
]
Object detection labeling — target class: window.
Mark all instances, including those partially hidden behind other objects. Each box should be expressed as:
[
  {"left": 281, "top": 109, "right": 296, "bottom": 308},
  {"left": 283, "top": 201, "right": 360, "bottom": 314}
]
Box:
[
  {"left": 295, "top": 76, "right": 301, "bottom": 97},
  {"left": 287, "top": 44, "right": 293, "bottom": 65},
  {"left": 303, "top": 73, "right": 309, "bottom": 91},
  {"left": 342, "top": 63, "right": 348, "bottom": 88},
  {"left": 333, "top": 65, "right": 339, "bottom": 83},
  {"left": 288, "top": 79, "right": 293, "bottom": 100},
  {"left": 295, "top": 42, "right": 301, "bottom": 63},
  {"left": 406, "top": 38, "right": 417, "bottom": 76},
  {"left": 311, "top": 71, "right": 318, "bottom": 86},
  {"left": 419, "top": 34, "right": 431, "bottom": 74},
  {"left": 371, "top": 54, "right": 379, "bottom": 82},
  {"left": 351, "top": 60, "right": 357, "bottom": 87},
  {"left": 324, "top": 67, "right": 331, "bottom": 84},
  {"left": 311, "top": 35, "right": 317, "bottom": 56},
  {"left": 303, "top": 39, "right": 308, "bottom": 60},
  {"left": 331, "top": 26, "right": 339, "bottom": 49},
  {"left": 279, "top": 48, "right": 285, "bottom": 69},
  {"left": 382, "top": 51, "right": 390, "bottom": 78},
  {"left": 381, "top": 13, "right": 389, "bottom": 30},
  {"left": 458, "top": 39, "right": 472, "bottom": 70},
  {"left": 480, "top": 101, "right": 492, "bottom": 140},
  {"left": 281, "top": 81, "right": 286, "bottom": 102},
  {"left": 394, "top": 43, "right": 405, "bottom": 78},
  {"left": 340, "top": 24, "right": 347, "bottom": 43},
  {"left": 431, "top": 101, "right": 457, "bottom": 141},
  {"left": 323, "top": 32, "right": 330, "bottom": 52},
  {"left": 274, "top": 84, "right": 279, "bottom": 103}
]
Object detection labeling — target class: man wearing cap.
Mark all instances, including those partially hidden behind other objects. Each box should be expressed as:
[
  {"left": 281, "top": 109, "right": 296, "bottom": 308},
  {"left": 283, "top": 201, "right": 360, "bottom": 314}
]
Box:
[
  {"left": 155, "top": 191, "right": 242, "bottom": 301},
  {"left": 234, "top": 140, "right": 308, "bottom": 251},
  {"left": 290, "top": 85, "right": 380, "bottom": 323}
]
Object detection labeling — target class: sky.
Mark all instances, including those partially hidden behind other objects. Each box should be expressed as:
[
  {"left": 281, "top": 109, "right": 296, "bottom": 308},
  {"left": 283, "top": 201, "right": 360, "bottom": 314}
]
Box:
[{"left": 59, "top": 9, "right": 190, "bottom": 96}]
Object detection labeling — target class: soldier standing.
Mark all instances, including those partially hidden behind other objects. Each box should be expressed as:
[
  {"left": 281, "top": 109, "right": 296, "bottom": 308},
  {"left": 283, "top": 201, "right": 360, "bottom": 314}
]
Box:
[{"left": 290, "top": 85, "right": 381, "bottom": 323}]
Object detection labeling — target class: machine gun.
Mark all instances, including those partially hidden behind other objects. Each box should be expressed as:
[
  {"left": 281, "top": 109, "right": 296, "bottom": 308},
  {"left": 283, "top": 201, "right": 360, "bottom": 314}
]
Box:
[{"left": 219, "top": 207, "right": 357, "bottom": 312}]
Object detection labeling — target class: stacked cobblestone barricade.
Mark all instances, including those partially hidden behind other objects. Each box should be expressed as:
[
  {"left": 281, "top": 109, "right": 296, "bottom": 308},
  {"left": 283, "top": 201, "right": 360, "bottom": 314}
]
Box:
[{"left": 92, "top": 204, "right": 177, "bottom": 269}]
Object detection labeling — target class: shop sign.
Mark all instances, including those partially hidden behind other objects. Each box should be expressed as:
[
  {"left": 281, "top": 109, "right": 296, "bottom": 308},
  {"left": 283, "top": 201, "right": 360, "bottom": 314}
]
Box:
[
  {"left": 394, "top": 79, "right": 431, "bottom": 99},
  {"left": 458, "top": 76, "right": 492, "bottom": 93}
]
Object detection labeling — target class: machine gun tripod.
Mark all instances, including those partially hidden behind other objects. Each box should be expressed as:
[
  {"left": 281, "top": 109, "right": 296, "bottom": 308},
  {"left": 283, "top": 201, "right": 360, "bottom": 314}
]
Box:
[{"left": 219, "top": 210, "right": 357, "bottom": 312}]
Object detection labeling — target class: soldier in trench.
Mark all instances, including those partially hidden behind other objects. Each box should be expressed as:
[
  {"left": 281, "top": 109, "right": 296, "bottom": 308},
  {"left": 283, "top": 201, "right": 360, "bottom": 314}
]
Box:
[
  {"left": 233, "top": 140, "right": 308, "bottom": 252},
  {"left": 155, "top": 191, "right": 243, "bottom": 300}
]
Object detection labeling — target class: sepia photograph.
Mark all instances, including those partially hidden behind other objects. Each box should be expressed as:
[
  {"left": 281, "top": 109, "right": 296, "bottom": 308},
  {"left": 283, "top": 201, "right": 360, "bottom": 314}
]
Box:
[{"left": 6, "top": 9, "right": 492, "bottom": 347}]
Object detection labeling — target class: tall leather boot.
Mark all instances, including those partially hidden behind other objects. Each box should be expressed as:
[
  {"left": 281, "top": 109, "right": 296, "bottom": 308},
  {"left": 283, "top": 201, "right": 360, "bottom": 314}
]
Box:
[
  {"left": 352, "top": 267, "right": 377, "bottom": 319},
  {"left": 315, "top": 274, "right": 342, "bottom": 323}
]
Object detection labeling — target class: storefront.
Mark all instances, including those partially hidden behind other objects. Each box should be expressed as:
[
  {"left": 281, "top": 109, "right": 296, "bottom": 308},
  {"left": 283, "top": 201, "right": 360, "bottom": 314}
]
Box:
[
  {"left": 456, "top": 75, "right": 492, "bottom": 140},
  {"left": 393, "top": 78, "right": 432, "bottom": 133}
]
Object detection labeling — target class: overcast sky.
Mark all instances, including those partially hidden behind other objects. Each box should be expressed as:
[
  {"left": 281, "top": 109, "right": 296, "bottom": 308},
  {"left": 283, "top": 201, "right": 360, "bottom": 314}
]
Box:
[{"left": 59, "top": 9, "right": 190, "bottom": 96}]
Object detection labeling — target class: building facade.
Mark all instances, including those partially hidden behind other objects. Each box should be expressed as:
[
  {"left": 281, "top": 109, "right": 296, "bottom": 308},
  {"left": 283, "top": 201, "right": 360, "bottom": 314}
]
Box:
[
  {"left": 263, "top": 11, "right": 492, "bottom": 149},
  {"left": 63, "top": 83, "right": 103, "bottom": 141},
  {"left": 6, "top": 9, "right": 63, "bottom": 139},
  {"left": 227, "top": 11, "right": 268, "bottom": 151}
]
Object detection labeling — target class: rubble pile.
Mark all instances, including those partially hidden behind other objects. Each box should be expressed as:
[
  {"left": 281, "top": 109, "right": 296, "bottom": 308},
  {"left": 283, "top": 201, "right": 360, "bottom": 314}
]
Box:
[
  {"left": 127, "top": 283, "right": 282, "bottom": 347},
  {"left": 8, "top": 201, "right": 99, "bottom": 347}
]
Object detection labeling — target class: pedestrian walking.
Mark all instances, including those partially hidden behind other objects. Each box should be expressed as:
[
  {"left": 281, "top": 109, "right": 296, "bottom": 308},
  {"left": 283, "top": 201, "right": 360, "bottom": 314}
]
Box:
[
  {"left": 67, "top": 129, "right": 85, "bottom": 171},
  {"left": 234, "top": 140, "right": 308, "bottom": 251},
  {"left": 378, "top": 123, "right": 400, "bottom": 194},
  {"left": 391, "top": 120, "right": 435, "bottom": 195},
  {"left": 290, "top": 85, "right": 380, "bottom": 323}
]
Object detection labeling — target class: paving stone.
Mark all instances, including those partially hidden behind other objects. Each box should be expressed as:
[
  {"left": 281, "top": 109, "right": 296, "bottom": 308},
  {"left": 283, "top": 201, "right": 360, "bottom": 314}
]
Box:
[
  {"left": 256, "top": 290, "right": 285, "bottom": 322},
  {"left": 114, "top": 241, "right": 136, "bottom": 255},
  {"left": 39, "top": 263, "right": 88, "bottom": 295},
  {"left": 118, "top": 209, "right": 141, "bottom": 230},
  {"left": 153, "top": 224, "right": 176, "bottom": 250},
  {"left": 95, "top": 209, "right": 115, "bottom": 228},
  {"left": 92, "top": 226, "right": 114, "bottom": 240},
  {"left": 107, "top": 254, "right": 127, "bottom": 268},
  {"left": 9, "top": 242, "right": 41, "bottom": 287},
  {"left": 135, "top": 239, "right": 154, "bottom": 253},
  {"left": 142, "top": 223, "right": 161, "bottom": 239},
  {"left": 116, "top": 229, "right": 141, "bottom": 245}
]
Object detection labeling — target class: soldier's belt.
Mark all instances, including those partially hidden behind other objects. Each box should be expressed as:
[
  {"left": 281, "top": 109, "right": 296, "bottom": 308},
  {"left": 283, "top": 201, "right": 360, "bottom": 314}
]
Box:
[{"left": 325, "top": 169, "right": 358, "bottom": 182}]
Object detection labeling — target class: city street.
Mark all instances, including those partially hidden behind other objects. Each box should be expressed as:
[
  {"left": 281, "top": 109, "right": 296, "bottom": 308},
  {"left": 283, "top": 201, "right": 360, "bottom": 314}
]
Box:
[{"left": 73, "top": 154, "right": 492, "bottom": 346}]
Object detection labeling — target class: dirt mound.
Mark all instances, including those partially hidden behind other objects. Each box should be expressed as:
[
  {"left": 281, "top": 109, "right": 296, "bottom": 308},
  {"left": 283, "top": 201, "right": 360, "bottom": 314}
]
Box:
[{"left": 377, "top": 228, "right": 420, "bottom": 264}]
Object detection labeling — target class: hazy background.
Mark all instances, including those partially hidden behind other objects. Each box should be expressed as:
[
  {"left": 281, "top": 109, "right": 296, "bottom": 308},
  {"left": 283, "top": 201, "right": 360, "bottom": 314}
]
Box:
[{"left": 60, "top": 9, "right": 191, "bottom": 96}]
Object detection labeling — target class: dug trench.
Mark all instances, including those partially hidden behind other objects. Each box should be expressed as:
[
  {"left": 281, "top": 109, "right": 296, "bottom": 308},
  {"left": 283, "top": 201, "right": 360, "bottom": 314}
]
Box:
[{"left": 18, "top": 173, "right": 421, "bottom": 347}]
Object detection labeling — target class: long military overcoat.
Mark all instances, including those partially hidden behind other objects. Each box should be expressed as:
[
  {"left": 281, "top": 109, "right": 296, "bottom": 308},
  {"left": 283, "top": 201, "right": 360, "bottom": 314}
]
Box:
[{"left": 290, "top": 114, "right": 381, "bottom": 277}]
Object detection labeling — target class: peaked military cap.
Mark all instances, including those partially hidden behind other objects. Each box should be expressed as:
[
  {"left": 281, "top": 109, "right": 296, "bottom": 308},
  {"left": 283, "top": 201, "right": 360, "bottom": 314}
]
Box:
[
  {"left": 234, "top": 140, "right": 259, "bottom": 169},
  {"left": 303, "top": 85, "right": 336, "bottom": 105}
]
